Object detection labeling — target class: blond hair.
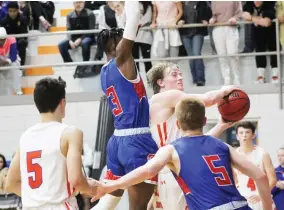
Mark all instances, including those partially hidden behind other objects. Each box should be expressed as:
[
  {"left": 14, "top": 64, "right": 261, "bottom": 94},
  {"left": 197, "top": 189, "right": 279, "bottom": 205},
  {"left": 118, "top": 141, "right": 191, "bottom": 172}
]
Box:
[
  {"left": 147, "top": 62, "right": 177, "bottom": 94},
  {"left": 175, "top": 98, "right": 205, "bottom": 131}
]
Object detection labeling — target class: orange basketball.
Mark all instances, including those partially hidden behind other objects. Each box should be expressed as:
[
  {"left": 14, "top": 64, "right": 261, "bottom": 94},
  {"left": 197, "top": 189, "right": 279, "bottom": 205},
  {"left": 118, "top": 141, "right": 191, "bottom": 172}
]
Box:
[{"left": 218, "top": 90, "right": 250, "bottom": 122}]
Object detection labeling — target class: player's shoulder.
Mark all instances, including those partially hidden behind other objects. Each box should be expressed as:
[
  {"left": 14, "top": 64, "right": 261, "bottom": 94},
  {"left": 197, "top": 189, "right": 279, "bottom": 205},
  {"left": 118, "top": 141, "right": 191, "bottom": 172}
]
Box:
[{"left": 62, "top": 125, "right": 83, "bottom": 138}]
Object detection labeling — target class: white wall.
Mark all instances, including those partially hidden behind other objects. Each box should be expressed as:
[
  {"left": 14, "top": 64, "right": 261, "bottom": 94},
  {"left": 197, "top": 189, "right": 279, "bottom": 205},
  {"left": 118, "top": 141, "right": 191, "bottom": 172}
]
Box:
[
  {"left": 0, "top": 101, "right": 100, "bottom": 160},
  {"left": 1, "top": 93, "right": 284, "bottom": 166}
]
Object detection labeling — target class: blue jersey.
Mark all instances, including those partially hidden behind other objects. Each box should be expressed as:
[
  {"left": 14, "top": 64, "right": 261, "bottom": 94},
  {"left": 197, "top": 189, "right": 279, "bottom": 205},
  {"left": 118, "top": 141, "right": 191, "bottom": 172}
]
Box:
[
  {"left": 272, "top": 165, "right": 284, "bottom": 209},
  {"left": 171, "top": 135, "right": 246, "bottom": 210},
  {"left": 100, "top": 59, "right": 150, "bottom": 129}
]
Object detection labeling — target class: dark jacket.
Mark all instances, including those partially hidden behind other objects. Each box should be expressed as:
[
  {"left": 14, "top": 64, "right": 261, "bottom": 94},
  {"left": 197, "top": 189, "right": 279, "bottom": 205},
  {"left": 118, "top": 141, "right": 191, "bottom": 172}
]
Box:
[
  {"left": 179, "top": 1, "right": 212, "bottom": 37},
  {"left": 0, "top": 13, "right": 28, "bottom": 39},
  {"left": 67, "top": 8, "right": 96, "bottom": 41}
]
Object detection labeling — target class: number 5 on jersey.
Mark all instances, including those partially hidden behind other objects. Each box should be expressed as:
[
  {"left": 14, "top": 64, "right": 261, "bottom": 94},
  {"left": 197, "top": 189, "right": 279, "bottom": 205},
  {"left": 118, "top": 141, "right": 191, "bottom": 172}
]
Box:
[
  {"left": 203, "top": 155, "right": 233, "bottom": 186},
  {"left": 106, "top": 86, "right": 123, "bottom": 116},
  {"left": 27, "top": 150, "right": 43, "bottom": 189}
]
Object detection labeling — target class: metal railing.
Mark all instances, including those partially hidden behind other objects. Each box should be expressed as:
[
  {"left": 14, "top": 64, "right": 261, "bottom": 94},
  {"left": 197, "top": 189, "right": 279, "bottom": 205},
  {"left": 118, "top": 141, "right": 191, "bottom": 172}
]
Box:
[{"left": 0, "top": 20, "right": 283, "bottom": 108}]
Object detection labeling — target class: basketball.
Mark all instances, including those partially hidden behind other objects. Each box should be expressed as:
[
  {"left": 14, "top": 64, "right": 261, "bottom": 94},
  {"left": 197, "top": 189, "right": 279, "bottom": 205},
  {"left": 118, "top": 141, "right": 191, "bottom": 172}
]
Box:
[{"left": 218, "top": 90, "right": 250, "bottom": 122}]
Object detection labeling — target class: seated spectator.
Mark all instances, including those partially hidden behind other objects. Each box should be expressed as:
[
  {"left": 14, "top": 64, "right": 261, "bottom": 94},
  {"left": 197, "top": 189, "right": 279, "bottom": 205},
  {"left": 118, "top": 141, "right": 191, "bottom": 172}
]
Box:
[
  {"left": 58, "top": 1, "right": 96, "bottom": 63},
  {"left": 112, "top": 1, "right": 125, "bottom": 28},
  {"left": 210, "top": 1, "right": 242, "bottom": 85},
  {"left": 0, "top": 27, "right": 22, "bottom": 96},
  {"left": 276, "top": 1, "right": 284, "bottom": 50},
  {"left": 0, "top": 1, "right": 9, "bottom": 20},
  {"left": 272, "top": 147, "right": 284, "bottom": 209},
  {"left": 133, "top": 1, "right": 152, "bottom": 73},
  {"left": 243, "top": 1, "right": 278, "bottom": 84},
  {"left": 19, "top": 1, "right": 33, "bottom": 30},
  {"left": 178, "top": 2, "right": 211, "bottom": 86},
  {"left": 0, "top": 154, "right": 7, "bottom": 173},
  {"left": 29, "top": 1, "right": 54, "bottom": 30},
  {"left": 0, "top": 2, "right": 28, "bottom": 66},
  {"left": 151, "top": 1, "right": 183, "bottom": 60}
]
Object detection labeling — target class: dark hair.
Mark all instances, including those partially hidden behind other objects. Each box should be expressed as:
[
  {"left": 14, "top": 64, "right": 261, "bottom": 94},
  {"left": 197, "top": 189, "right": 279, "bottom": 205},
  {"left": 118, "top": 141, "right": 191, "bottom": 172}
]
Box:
[
  {"left": 0, "top": 154, "right": 7, "bottom": 169},
  {"left": 33, "top": 77, "right": 66, "bottom": 113},
  {"left": 235, "top": 121, "right": 256, "bottom": 134},
  {"left": 8, "top": 1, "right": 19, "bottom": 9},
  {"left": 97, "top": 28, "right": 124, "bottom": 55},
  {"left": 140, "top": 1, "right": 152, "bottom": 15}
]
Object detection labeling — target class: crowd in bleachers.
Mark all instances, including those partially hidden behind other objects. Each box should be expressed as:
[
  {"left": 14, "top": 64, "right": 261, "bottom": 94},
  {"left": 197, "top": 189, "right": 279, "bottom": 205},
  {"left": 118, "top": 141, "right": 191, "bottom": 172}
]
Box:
[{"left": 0, "top": 1, "right": 283, "bottom": 96}]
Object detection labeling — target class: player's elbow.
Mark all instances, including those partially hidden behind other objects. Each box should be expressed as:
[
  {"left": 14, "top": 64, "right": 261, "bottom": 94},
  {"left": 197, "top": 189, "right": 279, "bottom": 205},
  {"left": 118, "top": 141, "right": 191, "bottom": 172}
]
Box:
[
  {"left": 68, "top": 174, "right": 84, "bottom": 190},
  {"left": 146, "top": 166, "right": 159, "bottom": 179},
  {"left": 254, "top": 171, "right": 268, "bottom": 185}
]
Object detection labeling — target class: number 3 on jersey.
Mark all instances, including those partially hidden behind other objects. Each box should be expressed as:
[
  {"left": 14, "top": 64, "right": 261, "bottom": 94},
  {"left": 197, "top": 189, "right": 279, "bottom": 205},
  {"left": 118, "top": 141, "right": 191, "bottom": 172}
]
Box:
[
  {"left": 106, "top": 86, "right": 123, "bottom": 116},
  {"left": 27, "top": 150, "right": 43, "bottom": 189},
  {"left": 203, "top": 155, "right": 233, "bottom": 186}
]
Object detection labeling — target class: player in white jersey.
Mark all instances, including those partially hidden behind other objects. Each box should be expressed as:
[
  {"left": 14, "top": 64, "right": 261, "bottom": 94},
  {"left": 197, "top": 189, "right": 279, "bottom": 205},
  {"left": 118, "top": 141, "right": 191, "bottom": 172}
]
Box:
[
  {"left": 5, "top": 77, "right": 98, "bottom": 210},
  {"left": 147, "top": 62, "right": 239, "bottom": 210},
  {"left": 234, "top": 122, "right": 277, "bottom": 210}
]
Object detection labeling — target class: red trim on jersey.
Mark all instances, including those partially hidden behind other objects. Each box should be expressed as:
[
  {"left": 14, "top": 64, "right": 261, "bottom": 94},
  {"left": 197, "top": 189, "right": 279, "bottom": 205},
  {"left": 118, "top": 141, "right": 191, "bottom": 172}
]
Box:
[
  {"left": 163, "top": 122, "right": 167, "bottom": 145},
  {"left": 156, "top": 201, "right": 163, "bottom": 209},
  {"left": 65, "top": 202, "right": 71, "bottom": 210},
  {"left": 157, "top": 122, "right": 167, "bottom": 147},
  {"left": 105, "top": 169, "right": 121, "bottom": 180}
]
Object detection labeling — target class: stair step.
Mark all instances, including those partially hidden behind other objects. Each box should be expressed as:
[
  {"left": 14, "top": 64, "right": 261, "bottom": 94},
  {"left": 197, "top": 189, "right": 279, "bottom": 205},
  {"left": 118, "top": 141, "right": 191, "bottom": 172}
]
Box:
[
  {"left": 60, "top": 8, "right": 73, "bottom": 17},
  {"left": 24, "top": 67, "right": 54, "bottom": 76},
  {"left": 49, "top": 26, "right": 67, "bottom": 32},
  {"left": 38, "top": 46, "right": 59, "bottom": 55}
]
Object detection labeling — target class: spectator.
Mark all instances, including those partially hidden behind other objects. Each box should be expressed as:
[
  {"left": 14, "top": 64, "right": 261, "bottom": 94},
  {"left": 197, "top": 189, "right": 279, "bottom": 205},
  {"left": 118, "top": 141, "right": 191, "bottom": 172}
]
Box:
[
  {"left": 0, "top": 1, "right": 9, "bottom": 20},
  {"left": 242, "top": 2, "right": 255, "bottom": 53},
  {"left": 178, "top": 2, "right": 212, "bottom": 86},
  {"left": 0, "top": 2, "right": 28, "bottom": 66},
  {"left": 30, "top": 1, "right": 54, "bottom": 30},
  {"left": 243, "top": 1, "right": 278, "bottom": 84},
  {"left": 112, "top": 1, "right": 125, "bottom": 28},
  {"left": 0, "top": 154, "right": 7, "bottom": 172},
  {"left": 133, "top": 1, "right": 152, "bottom": 73},
  {"left": 19, "top": 1, "right": 33, "bottom": 30},
  {"left": 58, "top": 1, "right": 96, "bottom": 63},
  {"left": 276, "top": 1, "right": 284, "bottom": 50},
  {"left": 151, "top": 1, "right": 183, "bottom": 60},
  {"left": 210, "top": 1, "right": 242, "bottom": 85},
  {"left": 0, "top": 27, "right": 22, "bottom": 96},
  {"left": 272, "top": 147, "right": 284, "bottom": 209}
]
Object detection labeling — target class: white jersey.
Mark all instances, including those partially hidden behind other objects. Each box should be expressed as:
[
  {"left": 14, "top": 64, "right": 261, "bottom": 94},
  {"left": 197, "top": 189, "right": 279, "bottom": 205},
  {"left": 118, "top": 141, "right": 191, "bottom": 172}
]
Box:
[
  {"left": 235, "top": 145, "right": 265, "bottom": 197},
  {"left": 19, "top": 122, "right": 78, "bottom": 209},
  {"left": 150, "top": 114, "right": 187, "bottom": 210}
]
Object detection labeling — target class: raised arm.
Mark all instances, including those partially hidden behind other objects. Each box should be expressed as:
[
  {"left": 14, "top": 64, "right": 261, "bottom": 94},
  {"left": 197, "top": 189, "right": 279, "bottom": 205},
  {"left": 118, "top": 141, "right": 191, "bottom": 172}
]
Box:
[
  {"left": 229, "top": 145, "right": 272, "bottom": 210},
  {"left": 151, "top": 86, "right": 238, "bottom": 109},
  {"left": 116, "top": 1, "right": 140, "bottom": 80}
]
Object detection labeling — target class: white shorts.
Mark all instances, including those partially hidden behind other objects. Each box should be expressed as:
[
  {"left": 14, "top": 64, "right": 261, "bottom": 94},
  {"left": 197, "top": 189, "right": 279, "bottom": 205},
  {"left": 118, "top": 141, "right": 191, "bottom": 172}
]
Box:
[
  {"left": 248, "top": 201, "right": 262, "bottom": 210},
  {"left": 23, "top": 198, "right": 78, "bottom": 210},
  {"left": 153, "top": 167, "right": 187, "bottom": 210}
]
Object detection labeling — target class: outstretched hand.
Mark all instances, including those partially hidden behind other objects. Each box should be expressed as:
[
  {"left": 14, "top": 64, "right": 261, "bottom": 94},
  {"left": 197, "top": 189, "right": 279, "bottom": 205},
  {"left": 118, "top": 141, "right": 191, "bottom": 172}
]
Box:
[{"left": 88, "top": 180, "right": 109, "bottom": 203}]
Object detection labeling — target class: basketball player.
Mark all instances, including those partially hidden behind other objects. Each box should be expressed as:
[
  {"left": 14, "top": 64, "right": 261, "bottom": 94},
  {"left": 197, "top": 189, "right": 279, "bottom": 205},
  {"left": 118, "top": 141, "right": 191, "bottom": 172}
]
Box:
[
  {"left": 147, "top": 62, "right": 240, "bottom": 210},
  {"left": 92, "top": 1, "right": 158, "bottom": 210},
  {"left": 90, "top": 98, "right": 272, "bottom": 210},
  {"left": 5, "top": 78, "right": 98, "bottom": 209},
  {"left": 234, "top": 122, "right": 277, "bottom": 210}
]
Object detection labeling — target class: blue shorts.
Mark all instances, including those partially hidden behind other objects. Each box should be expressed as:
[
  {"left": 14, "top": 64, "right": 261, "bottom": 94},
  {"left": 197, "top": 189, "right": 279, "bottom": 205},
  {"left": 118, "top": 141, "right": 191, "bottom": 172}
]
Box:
[{"left": 105, "top": 130, "right": 158, "bottom": 184}]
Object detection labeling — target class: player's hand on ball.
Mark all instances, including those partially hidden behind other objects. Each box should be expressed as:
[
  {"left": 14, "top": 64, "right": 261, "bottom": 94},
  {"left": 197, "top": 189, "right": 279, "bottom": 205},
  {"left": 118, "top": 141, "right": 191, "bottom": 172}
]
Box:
[
  {"left": 217, "top": 115, "right": 238, "bottom": 129},
  {"left": 221, "top": 85, "right": 240, "bottom": 98},
  {"left": 247, "top": 195, "right": 260, "bottom": 204}
]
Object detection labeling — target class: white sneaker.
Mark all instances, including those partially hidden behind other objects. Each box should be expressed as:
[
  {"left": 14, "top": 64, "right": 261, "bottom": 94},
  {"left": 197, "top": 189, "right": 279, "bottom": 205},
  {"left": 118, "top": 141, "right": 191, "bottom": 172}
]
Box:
[
  {"left": 255, "top": 76, "right": 264, "bottom": 84},
  {"left": 272, "top": 76, "right": 279, "bottom": 84}
]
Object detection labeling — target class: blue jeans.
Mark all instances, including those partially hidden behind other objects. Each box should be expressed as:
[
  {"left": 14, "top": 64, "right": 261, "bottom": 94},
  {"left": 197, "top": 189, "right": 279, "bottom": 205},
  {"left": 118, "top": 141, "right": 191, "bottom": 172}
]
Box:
[
  {"left": 182, "top": 34, "right": 205, "bottom": 84},
  {"left": 58, "top": 37, "right": 94, "bottom": 62}
]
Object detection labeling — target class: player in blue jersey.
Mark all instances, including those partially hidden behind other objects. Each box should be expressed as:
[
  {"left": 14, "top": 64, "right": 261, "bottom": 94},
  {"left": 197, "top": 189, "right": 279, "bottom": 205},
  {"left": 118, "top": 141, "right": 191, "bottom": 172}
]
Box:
[
  {"left": 91, "top": 1, "right": 158, "bottom": 210},
  {"left": 91, "top": 98, "right": 272, "bottom": 210}
]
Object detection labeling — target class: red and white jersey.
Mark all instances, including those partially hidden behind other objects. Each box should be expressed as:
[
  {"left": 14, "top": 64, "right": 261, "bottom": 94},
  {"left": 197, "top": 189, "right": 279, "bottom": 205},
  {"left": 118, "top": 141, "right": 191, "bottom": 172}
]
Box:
[
  {"left": 150, "top": 114, "right": 182, "bottom": 148},
  {"left": 19, "top": 122, "right": 76, "bottom": 209},
  {"left": 235, "top": 145, "right": 265, "bottom": 197}
]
